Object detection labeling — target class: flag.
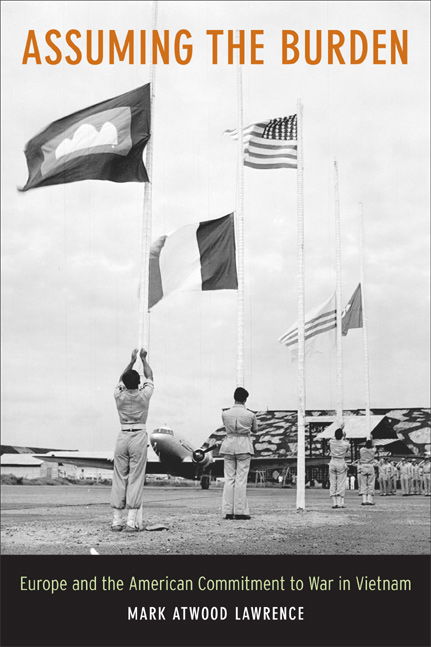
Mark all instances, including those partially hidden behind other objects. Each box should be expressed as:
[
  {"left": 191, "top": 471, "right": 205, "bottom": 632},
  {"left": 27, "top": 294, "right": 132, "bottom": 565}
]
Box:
[
  {"left": 278, "top": 293, "right": 336, "bottom": 355},
  {"left": 225, "top": 115, "right": 297, "bottom": 170},
  {"left": 342, "top": 283, "right": 363, "bottom": 335},
  {"left": 149, "top": 214, "right": 238, "bottom": 309},
  {"left": 20, "top": 85, "right": 150, "bottom": 191}
]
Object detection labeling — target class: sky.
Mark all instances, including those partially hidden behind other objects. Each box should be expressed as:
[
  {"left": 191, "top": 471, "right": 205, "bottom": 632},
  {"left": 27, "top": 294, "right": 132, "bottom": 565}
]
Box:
[{"left": 1, "top": 1, "right": 429, "bottom": 452}]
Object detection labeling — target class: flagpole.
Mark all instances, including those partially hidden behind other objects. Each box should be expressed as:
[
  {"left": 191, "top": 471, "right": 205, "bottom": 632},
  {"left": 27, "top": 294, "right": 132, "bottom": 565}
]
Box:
[
  {"left": 235, "top": 40, "right": 245, "bottom": 387},
  {"left": 296, "top": 98, "right": 306, "bottom": 511},
  {"left": 333, "top": 160, "right": 343, "bottom": 426},
  {"left": 138, "top": 0, "right": 158, "bottom": 351},
  {"left": 359, "top": 203, "right": 371, "bottom": 437}
]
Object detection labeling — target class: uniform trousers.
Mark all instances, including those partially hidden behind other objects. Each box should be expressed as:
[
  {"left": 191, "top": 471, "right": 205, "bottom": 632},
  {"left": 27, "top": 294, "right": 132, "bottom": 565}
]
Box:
[
  {"left": 400, "top": 475, "right": 410, "bottom": 495},
  {"left": 222, "top": 453, "right": 251, "bottom": 516},
  {"left": 329, "top": 458, "right": 348, "bottom": 497},
  {"left": 111, "top": 429, "right": 148, "bottom": 509},
  {"left": 422, "top": 474, "right": 430, "bottom": 495},
  {"left": 359, "top": 464, "right": 375, "bottom": 496},
  {"left": 379, "top": 475, "right": 389, "bottom": 495}
]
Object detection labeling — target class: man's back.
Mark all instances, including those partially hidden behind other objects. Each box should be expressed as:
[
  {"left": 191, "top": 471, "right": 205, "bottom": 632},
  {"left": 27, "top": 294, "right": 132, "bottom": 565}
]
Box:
[
  {"left": 114, "top": 379, "right": 154, "bottom": 428},
  {"left": 220, "top": 404, "right": 258, "bottom": 456}
]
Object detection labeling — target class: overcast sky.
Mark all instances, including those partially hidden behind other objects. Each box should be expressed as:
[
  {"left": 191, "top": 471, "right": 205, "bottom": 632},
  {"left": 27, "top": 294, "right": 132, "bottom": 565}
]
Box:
[{"left": 1, "top": 1, "right": 429, "bottom": 452}]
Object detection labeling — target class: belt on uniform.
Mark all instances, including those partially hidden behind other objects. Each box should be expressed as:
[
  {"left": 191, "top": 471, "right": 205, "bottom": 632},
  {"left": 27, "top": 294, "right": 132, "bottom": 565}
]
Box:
[{"left": 121, "top": 426, "right": 145, "bottom": 432}]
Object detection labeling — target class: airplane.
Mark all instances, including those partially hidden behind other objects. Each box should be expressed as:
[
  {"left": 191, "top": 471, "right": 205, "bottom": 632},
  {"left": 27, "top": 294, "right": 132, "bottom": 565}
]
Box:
[{"left": 25, "top": 425, "right": 329, "bottom": 489}]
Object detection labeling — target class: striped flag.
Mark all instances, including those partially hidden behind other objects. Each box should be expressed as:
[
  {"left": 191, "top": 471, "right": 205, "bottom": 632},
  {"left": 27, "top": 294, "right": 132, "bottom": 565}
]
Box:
[
  {"left": 149, "top": 214, "right": 238, "bottom": 309},
  {"left": 278, "top": 293, "right": 336, "bottom": 356},
  {"left": 225, "top": 115, "right": 297, "bottom": 170}
]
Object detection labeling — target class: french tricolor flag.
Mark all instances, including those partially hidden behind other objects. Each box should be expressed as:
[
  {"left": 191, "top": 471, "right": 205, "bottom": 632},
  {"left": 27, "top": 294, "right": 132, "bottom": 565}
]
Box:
[{"left": 149, "top": 213, "right": 238, "bottom": 309}]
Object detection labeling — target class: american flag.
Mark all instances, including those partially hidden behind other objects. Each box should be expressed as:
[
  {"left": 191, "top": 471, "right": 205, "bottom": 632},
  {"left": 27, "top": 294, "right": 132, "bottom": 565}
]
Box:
[
  {"left": 225, "top": 115, "right": 297, "bottom": 170},
  {"left": 278, "top": 293, "right": 336, "bottom": 352}
]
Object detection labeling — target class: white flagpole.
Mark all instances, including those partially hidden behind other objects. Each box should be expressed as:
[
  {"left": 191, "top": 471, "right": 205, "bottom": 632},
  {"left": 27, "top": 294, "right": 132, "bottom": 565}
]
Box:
[
  {"left": 296, "top": 99, "right": 306, "bottom": 511},
  {"left": 333, "top": 160, "right": 344, "bottom": 426},
  {"left": 138, "top": 0, "right": 158, "bottom": 351},
  {"left": 235, "top": 43, "right": 245, "bottom": 387},
  {"left": 359, "top": 203, "right": 372, "bottom": 437}
]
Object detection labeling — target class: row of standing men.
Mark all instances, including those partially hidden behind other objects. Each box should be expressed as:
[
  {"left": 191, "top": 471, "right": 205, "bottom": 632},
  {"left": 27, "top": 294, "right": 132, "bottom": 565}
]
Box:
[{"left": 329, "top": 430, "right": 431, "bottom": 509}]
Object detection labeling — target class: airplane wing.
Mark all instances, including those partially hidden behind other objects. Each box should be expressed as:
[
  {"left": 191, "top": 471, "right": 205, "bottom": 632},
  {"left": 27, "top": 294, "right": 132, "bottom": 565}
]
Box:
[{"left": 33, "top": 450, "right": 196, "bottom": 477}]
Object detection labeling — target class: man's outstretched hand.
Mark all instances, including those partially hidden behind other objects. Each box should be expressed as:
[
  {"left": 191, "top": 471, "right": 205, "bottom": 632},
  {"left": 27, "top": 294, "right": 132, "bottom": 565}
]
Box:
[
  {"left": 131, "top": 348, "right": 139, "bottom": 362},
  {"left": 140, "top": 348, "right": 148, "bottom": 360}
]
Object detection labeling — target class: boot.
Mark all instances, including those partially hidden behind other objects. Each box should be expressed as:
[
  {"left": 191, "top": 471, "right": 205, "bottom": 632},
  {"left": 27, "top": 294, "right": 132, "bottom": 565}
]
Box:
[
  {"left": 111, "top": 509, "right": 124, "bottom": 531},
  {"left": 339, "top": 496, "right": 345, "bottom": 508},
  {"left": 361, "top": 494, "right": 367, "bottom": 506},
  {"left": 331, "top": 496, "right": 338, "bottom": 509},
  {"left": 125, "top": 508, "right": 139, "bottom": 531}
]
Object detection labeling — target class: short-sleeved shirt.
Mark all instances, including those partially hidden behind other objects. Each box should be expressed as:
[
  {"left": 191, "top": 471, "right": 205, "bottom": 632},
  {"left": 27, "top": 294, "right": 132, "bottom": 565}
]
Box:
[
  {"left": 399, "top": 462, "right": 411, "bottom": 476},
  {"left": 114, "top": 378, "right": 154, "bottom": 430},
  {"left": 378, "top": 461, "right": 390, "bottom": 477},
  {"left": 359, "top": 447, "right": 376, "bottom": 464},
  {"left": 329, "top": 438, "right": 349, "bottom": 460},
  {"left": 219, "top": 404, "right": 258, "bottom": 456}
]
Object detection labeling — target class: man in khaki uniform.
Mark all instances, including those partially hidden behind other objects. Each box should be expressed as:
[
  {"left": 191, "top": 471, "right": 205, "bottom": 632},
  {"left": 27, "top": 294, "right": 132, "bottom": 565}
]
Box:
[
  {"left": 111, "top": 348, "right": 154, "bottom": 531},
  {"left": 420, "top": 455, "right": 430, "bottom": 495},
  {"left": 219, "top": 387, "right": 258, "bottom": 520},
  {"left": 397, "top": 458, "right": 411, "bottom": 496},
  {"left": 328, "top": 427, "right": 350, "bottom": 508},
  {"left": 358, "top": 439, "right": 377, "bottom": 505}
]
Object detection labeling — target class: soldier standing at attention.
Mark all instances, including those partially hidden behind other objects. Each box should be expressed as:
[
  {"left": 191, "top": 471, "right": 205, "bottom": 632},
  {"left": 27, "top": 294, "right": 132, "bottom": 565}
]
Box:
[
  {"left": 390, "top": 461, "right": 398, "bottom": 495},
  {"left": 219, "top": 387, "right": 258, "bottom": 520},
  {"left": 412, "top": 460, "right": 421, "bottom": 494},
  {"left": 358, "top": 439, "right": 377, "bottom": 506},
  {"left": 378, "top": 458, "right": 389, "bottom": 496},
  {"left": 328, "top": 427, "right": 350, "bottom": 509},
  {"left": 397, "top": 458, "right": 410, "bottom": 496},
  {"left": 420, "top": 455, "right": 430, "bottom": 495}
]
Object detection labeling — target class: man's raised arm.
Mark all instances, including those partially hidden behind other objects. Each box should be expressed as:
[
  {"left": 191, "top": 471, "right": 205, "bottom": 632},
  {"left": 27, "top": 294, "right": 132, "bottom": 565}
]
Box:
[
  {"left": 119, "top": 348, "right": 138, "bottom": 383},
  {"left": 140, "top": 348, "right": 154, "bottom": 381}
]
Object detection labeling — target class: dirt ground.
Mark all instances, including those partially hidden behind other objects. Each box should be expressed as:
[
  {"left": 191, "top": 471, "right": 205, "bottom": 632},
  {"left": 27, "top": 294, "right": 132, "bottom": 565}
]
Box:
[{"left": 1, "top": 485, "right": 430, "bottom": 555}]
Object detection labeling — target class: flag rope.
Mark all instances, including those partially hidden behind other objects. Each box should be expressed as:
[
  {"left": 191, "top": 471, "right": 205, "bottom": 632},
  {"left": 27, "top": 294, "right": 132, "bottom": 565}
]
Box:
[
  {"left": 296, "top": 98, "right": 306, "bottom": 511},
  {"left": 359, "top": 203, "right": 372, "bottom": 437},
  {"left": 138, "top": 0, "right": 158, "bottom": 351},
  {"left": 334, "top": 160, "right": 344, "bottom": 426},
  {"left": 235, "top": 41, "right": 245, "bottom": 387}
]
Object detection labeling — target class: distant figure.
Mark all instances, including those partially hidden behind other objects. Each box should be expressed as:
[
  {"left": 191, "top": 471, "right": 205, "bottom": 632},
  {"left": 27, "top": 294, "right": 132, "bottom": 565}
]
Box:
[
  {"left": 358, "top": 439, "right": 377, "bottom": 505},
  {"left": 328, "top": 427, "right": 350, "bottom": 509},
  {"left": 397, "top": 458, "right": 411, "bottom": 496},
  {"left": 412, "top": 460, "right": 421, "bottom": 495},
  {"left": 378, "top": 458, "right": 389, "bottom": 496},
  {"left": 390, "top": 461, "right": 398, "bottom": 494},
  {"left": 420, "top": 455, "right": 430, "bottom": 495},
  {"left": 110, "top": 348, "right": 154, "bottom": 531},
  {"left": 219, "top": 387, "right": 258, "bottom": 520}
]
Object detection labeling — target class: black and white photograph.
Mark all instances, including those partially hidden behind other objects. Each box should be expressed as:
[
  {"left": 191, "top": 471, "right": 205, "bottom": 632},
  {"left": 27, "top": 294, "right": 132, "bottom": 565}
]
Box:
[
  {"left": 1, "top": 3, "right": 430, "bottom": 645},
  {"left": 1, "top": 0, "right": 430, "bottom": 557}
]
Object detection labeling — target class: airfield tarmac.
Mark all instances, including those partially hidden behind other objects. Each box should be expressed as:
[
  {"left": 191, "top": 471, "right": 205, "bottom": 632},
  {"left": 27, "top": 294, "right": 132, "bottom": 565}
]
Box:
[{"left": 1, "top": 485, "right": 430, "bottom": 555}]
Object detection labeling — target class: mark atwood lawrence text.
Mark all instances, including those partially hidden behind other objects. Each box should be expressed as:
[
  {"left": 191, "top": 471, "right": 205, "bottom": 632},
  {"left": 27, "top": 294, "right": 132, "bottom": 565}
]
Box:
[{"left": 128, "top": 606, "right": 304, "bottom": 621}]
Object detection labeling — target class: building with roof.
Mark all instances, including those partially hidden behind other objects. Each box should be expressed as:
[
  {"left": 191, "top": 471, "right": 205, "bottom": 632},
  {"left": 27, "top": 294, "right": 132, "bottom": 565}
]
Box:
[
  {"left": 207, "top": 408, "right": 430, "bottom": 460},
  {"left": 1, "top": 453, "right": 44, "bottom": 479}
]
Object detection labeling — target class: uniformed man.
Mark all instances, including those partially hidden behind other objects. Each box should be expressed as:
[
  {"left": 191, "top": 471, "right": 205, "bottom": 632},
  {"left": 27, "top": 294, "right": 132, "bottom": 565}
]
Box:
[
  {"left": 328, "top": 427, "right": 350, "bottom": 509},
  {"left": 358, "top": 439, "right": 377, "bottom": 505},
  {"left": 412, "top": 460, "right": 421, "bottom": 494},
  {"left": 110, "top": 348, "right": 154, "bottom": 531},
  {"left": 397, "top": 458, "right": 411, "bottom": 496},
  {"left": 420, "top": 455, "right": 430, "bottom": 495},
  {"left": 390, "top": 461, "right": 398, "bottom": 495},
  {"left": 219, "top": 387, "right": 258, "bottom": 520},
  {"left": 377, "top": 458, "right": 389, "bottom": 496}
]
